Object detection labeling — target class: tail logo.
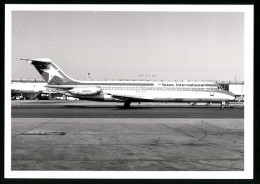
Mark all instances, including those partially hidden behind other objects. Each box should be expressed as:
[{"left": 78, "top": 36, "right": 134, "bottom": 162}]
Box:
[{"left": 41, "top": 65, "right": 64, "bottom": 83}]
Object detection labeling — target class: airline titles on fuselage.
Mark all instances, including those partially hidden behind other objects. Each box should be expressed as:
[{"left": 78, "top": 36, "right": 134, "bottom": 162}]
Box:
[{"left": 161, "top": 83, "right": 205, "bottom": 87}]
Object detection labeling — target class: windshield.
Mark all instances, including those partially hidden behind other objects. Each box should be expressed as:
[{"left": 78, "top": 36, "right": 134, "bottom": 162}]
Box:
[{"left": 217, "top": 86, "right": 223, "bottom": 90}]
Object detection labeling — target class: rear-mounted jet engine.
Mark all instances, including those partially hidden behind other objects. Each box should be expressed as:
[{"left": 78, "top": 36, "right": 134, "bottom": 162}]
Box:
[{"left": 68, "top": 87, "right": 102, "bottom": 96}]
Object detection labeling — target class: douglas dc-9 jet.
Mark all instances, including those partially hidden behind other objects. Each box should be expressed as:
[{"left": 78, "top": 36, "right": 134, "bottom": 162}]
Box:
[{"left": 19, "top": 58, "right": 235, "bottom": 108}]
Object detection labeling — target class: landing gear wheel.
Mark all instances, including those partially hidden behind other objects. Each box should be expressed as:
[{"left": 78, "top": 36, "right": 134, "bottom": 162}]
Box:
[
  {"left": 124, "top": 101, "right": 131, "bottom": 108},
  {"left": 220, "top": 102, "right": 230, "bottom": 108}
]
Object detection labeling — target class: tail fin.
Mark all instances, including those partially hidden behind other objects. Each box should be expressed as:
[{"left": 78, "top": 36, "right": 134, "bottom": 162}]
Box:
[{"left": 19, "top": 58, "right": 75, "bottom": 85}]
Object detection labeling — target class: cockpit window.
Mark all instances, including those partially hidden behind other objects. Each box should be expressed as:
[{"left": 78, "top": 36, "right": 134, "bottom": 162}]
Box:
[{"left": 217, "top": 86, "right": 223, "bottom": 90}]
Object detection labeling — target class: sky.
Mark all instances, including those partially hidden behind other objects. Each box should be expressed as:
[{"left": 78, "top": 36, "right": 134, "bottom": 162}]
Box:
[{"left": 11, "top": 10, "right": 244, "bottom": 81}]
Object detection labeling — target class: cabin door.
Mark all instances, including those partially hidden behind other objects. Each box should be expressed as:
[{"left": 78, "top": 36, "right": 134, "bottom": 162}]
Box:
[
  {"left": 135, "top": 86, "right": 139, "bottom": 93},
  {"left": 210, "top": 89, "right": 214, "bottom": 96}
]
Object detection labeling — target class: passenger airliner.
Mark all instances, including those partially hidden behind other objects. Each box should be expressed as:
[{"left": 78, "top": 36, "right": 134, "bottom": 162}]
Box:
[{"left": 19, "top": 58, "right": 235, "bottom": 108}]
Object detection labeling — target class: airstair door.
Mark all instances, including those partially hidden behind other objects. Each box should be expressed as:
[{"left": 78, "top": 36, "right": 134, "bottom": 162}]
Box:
[{"left": 210, "top": 89, "right": 214, "bottom": 96}]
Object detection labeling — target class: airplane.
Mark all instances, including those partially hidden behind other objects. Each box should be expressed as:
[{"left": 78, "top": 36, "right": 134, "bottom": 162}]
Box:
[{"left": 19, "top": 58, "right": 236, "bottom": 108}]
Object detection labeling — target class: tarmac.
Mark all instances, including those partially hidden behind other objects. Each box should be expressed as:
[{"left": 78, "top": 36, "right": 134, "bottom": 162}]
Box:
[
  {"left": 11, "top": 100, "right": 244, "bottom": 118},
  {"left": 11, "top": 100, "right": 244, "bottom": 171}
]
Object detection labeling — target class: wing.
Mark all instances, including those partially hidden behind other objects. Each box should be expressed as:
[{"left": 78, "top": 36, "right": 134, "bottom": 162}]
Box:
[{"left": 108, "top": 93, "right": 154, "bottom": 102}]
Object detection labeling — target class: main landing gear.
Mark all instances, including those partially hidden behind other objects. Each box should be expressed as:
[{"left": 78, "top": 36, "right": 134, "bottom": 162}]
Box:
[
  {"left": 220, "top": 102, "right": 230, "bottom": 108},
  {"left": 124, "top": 101, "right": 131, "bottom": 108}
]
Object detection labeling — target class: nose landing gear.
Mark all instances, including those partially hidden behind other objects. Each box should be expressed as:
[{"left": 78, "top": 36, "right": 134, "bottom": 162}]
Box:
[
  {"left": 220, "top": 102, "right": 230, "bottom": 108},
  {"left": 206, "top": 102, "right": 211, "bottom": 106}
]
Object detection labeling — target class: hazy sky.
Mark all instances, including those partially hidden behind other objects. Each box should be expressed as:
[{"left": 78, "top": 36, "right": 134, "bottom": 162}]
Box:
[{"left": 11, "top": 11, "right": 244, "bottom": 81}]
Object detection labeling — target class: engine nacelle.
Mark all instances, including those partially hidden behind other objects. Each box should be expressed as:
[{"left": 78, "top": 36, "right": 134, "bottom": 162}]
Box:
[{"left": 68, "top": 87, "right": 102, "bottom": 96}]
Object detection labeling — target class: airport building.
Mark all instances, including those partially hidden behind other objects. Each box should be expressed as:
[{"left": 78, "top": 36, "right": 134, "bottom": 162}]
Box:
[
  {"left": 11, "top": 78, "right": 244, "bottom": 101},
  {"left": 218, "top": 81, "right": 244, "bottom": 101},
  {"left": 11, "top": 78, "right": 63, "bottom": 100}
]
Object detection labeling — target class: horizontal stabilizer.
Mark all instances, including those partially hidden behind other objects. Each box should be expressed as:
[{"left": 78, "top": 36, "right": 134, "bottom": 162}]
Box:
[{"left": 18, "top": 58, "right": 52, "bottom": 64}]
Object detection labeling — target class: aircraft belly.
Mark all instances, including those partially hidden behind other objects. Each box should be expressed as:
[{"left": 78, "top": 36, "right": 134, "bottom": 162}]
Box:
[
  {"left": 73, "top": 90, "right": 231, "bottom": 103},
  {"left": 152, "top": 91, "right": 228, "bottom": 102}
]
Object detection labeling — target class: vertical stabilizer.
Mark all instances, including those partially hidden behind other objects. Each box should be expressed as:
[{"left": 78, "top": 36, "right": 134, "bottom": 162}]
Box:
[{"left": 19, "top": 58, "right": 75, "bottom": 85}]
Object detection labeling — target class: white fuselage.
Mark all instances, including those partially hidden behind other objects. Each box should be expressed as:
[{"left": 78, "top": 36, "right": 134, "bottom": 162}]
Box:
[
  {"left": 21, "top": 58, "right": 236, "bottom": 105},
  {"left": 62, "top": 81, "right": 235, "bottom": 103}
]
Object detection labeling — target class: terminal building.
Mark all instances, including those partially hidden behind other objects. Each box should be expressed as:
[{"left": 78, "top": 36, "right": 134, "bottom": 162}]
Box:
[
  {"left": 11, "top": 78, "right": 62, "bottom": 100},
  {"left": 219, "top": 81, "right": 244, "bottom": 101},
  {"left": 11, "top": 78, "right": 244, "bottom": 101}
]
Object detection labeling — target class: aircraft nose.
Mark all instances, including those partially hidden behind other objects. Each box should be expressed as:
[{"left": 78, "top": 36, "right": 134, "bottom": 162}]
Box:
[{"left": 228, "top": 92, "right": 236, "bottom": 101}]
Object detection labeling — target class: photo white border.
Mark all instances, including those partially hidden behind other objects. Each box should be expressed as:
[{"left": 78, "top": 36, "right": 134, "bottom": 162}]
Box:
[{"left": 5, "top": 4, "right": 254, "bottom": 179}]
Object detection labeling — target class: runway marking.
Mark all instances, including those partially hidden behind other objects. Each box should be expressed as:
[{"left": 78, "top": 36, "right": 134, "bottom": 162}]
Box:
[
  {"left": 200, "top": 121, "right": 244, "bottom": 158},
  {"left": 201, "top": 120, "right": 228, "bottom": 130},
  {"left": 159, "top": 122, "right": 198, "bottom": 138},
  {"left": 184, "top": 127, "right": 208, "bottom": 145},
  {"left": 12, "top": 118, "right": 56, "bottom": 138},
  {"left": 159, "top": 121, "right": 243, "bottom": 158},
  {"left": 21, "top": 131, "right": 66, "bottom": 135},
  {"left": 159, "top": 122, "right": 208, "bottom": 145}
]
